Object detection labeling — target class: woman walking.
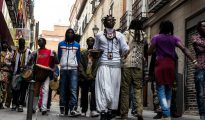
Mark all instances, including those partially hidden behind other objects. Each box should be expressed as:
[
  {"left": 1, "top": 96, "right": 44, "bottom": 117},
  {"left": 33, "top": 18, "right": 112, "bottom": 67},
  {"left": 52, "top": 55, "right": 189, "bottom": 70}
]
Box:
[{"left": 148, "top": 20, "right": 198, "bottom": 120}]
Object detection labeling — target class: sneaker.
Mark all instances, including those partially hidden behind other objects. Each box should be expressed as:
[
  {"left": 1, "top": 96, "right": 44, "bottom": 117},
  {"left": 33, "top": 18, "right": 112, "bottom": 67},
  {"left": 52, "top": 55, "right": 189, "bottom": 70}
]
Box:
[
  {"left": 153, "top": 113, "right": 162, "bottom": 119},
  {"left": 91, "top": 110, "right": 99, "bottom": 117},
  {"left": 0, "top": 103, "right": 4, "bottom": 109},
  {"left": 100, "top": 111, "right": 107, "bottom": 120},
  {"left": 32, "top": 109, "right": 36, "bottom": 114},
  {"left": 17, "top": 105, "right": 23, "bottom": 112},
  {"left": 70, "top": 110, "right": 81, "bottom": 117},
  {"left": 11, "top": 105, "right": 16, "bottom": 111},
  {"left": 42, "top": 111, "right": 47, "bottom": 115},
  {"left": 200, "top": 116, "right": 205, "bottom": 120},
  {"left": 171, "top": 112, "right": 181, "bottom": 118},
  {"left": 5, "top": 103, "right": 10, "bottom": 108},
  {"left": 137, "top": 115, "right": 144, "bottom": 120},
  {"left": 81, "top": 112, "right": 86, "bottom": 117}
]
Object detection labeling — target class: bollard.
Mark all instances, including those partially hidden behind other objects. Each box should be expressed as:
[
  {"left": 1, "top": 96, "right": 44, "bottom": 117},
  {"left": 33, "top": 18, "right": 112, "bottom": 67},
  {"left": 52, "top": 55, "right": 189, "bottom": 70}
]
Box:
[{"left": 26, "top": 80, "right": 35, "bottom": 120}]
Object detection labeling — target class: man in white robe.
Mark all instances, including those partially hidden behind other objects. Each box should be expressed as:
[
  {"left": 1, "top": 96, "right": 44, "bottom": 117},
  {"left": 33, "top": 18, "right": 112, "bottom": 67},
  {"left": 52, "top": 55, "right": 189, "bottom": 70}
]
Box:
[{"left": 93, "top": 15, "right": 129, "bottom": 120}]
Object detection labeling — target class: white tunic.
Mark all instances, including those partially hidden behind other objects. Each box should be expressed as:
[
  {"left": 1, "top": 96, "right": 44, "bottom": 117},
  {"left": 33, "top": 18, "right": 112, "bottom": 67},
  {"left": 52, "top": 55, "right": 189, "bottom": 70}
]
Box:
[{"left": 94, "top": 30, "right": 129, "bottom": 111}]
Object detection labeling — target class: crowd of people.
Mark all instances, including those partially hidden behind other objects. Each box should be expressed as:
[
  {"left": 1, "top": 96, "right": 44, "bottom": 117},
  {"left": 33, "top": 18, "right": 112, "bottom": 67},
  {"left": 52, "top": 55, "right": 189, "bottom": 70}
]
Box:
[{"left": 0, "top": 15, "right": 204, "bottom": 120}]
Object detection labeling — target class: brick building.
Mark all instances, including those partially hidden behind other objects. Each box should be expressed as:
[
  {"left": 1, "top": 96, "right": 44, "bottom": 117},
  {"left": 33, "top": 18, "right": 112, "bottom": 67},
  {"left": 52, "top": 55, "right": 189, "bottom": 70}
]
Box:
[{"left": 41, "top": 25, "right": 68, "bottom": 51}]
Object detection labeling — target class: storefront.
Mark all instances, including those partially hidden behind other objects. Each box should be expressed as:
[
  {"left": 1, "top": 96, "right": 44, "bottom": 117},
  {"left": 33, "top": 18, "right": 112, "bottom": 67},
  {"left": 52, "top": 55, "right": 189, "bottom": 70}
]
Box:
[{"left": 0, "top": 0, "right": 14, "bottom": 45}]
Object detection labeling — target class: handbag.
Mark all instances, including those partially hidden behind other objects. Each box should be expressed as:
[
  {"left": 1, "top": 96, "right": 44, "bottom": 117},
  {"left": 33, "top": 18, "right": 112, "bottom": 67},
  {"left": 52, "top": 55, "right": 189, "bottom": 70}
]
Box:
[{"left": 21, "top": 68, "right": 33, "bottom": 80}]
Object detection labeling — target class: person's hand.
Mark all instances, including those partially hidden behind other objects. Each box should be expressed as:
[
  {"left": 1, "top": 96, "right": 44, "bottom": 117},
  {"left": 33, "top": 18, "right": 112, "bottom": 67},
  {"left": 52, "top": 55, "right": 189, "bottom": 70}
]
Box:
[
  {"left": 194, "top": 63, "right": 203, "bottom": 69},
  {"left": 87, "top": 75, "right": 94, "bottom": 80}
]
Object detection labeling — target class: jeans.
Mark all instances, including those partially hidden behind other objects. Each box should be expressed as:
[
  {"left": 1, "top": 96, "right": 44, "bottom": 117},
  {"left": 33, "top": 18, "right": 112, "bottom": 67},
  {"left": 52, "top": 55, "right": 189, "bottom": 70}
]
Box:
[
  {"left": 194, "top": 69, "right": 205, "bottom": 116},
  {"left": 157, "top": 85, "right": 172, "bottom": 118},
  {"left": 60, "top": 69, "right": 78, "bottom": 111}
]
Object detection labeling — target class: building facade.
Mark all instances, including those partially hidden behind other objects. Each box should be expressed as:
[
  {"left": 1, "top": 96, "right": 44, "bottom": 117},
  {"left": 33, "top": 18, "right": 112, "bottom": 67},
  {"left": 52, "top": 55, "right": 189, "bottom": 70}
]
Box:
[
  {"left": 70, "top": 0, "right": 124, "bottom": 49},
  {"left": 41, "top": 25, "right": 68, "bottom": 51},
  {"left": 70, "top": 0, "right": 205, "bottom": 115},
  {"left": 0, "top": 0, "right": 35, "bottom": 49}
]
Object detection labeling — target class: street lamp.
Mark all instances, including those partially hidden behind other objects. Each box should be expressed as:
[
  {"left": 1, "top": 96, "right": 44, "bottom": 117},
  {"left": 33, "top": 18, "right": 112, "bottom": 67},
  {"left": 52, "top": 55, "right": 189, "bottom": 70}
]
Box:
[{"left": 92, "top": 25, "right": 99, "bottom": 36}]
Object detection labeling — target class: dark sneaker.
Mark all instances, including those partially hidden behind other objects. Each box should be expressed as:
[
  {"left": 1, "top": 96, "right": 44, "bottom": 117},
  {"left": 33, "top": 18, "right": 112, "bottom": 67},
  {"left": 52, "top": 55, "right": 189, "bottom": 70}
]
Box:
[
  {"left": 137, "top": 115, "right": 144, "bottom": 120},
  {"left": 42, "top": 111, "right": 47, "bottom": 115},
  {"left": 32, "top": 109, "right": 36, "bottom": 114},
  {"left": 171, "top": 112, "right": 181, "bottom": 118},
  {"left": 70, "top": 109, "right": 81, "bottom": 117},
  {"left": 153, "top": 112, "right": 162, "bottom": 119},
  {"left": 17, "top": 105, "right": 23, "bottom": 112},
  {"left": 11, "top": 105, "right": 16, "bottom": 111},
  {"left": 100, "top": 111, "right": 107, "bottom": 120},
  {"left": 0, "top": 103, "right": 4, "bottom": 109}
]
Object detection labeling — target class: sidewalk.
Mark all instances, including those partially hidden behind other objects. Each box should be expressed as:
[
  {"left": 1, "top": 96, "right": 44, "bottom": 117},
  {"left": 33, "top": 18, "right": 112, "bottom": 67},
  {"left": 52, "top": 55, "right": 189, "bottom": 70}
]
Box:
[
  {"left": 0, "top": 102, "right": 199, "bottom": 120},
  {"left": 0, "top": 102, "right": 200, "bottom": 120}
]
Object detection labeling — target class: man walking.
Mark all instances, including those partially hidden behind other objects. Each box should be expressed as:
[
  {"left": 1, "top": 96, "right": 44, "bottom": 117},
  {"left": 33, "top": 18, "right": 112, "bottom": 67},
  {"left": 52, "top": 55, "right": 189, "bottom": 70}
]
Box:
[
  {"left": 12, "top": 38, "right": 31, "bottom": 112},
  {"left": 93, "top": 15, "right": 129, "bottom": 120},
  {"left": 58, "top": 28, "right": 81, "bottom": 116},
  {"left": 79, "top": 37, "right": 99, "bottom": 117},
  {"left": 120, "top": 19, "right": 146, "bottom": 120}
]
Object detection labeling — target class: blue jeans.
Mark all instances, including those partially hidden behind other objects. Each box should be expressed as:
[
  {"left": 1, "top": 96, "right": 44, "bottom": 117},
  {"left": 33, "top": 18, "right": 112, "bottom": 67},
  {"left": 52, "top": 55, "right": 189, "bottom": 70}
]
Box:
[
  {"left": 194, "top": 69, "right": 205, "bottom": 116},
  {"left": 59, "top": 69, "right": 78, "bottom": 111},
  {"left": 157, "top": 85, "right": 172, "bottom": 118}
]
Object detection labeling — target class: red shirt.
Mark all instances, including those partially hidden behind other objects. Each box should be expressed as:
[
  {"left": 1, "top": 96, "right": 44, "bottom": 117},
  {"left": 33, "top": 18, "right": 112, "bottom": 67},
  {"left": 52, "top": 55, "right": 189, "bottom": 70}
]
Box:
[{"left": 36, "top": 48, "right": 51, "bottom": 67}]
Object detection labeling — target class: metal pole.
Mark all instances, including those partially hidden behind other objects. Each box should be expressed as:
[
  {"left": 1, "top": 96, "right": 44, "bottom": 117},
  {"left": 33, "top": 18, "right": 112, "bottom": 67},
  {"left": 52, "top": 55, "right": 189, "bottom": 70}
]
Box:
[{"left": 26, "top": 80, "right": 35, "bottom": 120}]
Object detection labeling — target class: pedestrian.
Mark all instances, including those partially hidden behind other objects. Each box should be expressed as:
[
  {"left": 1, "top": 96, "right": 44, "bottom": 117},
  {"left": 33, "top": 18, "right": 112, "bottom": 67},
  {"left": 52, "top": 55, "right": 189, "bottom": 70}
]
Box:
[
  {"left": 79, "top": 37, "right": 100, "bottom": 117},
  {"left": 58, "top": 28, "right": 81, "bottom": 116},
  {"left": 11, "top": 38, "right": 31, "bottom": 112},
  {"left": 148, "top": 20, "right": 197, "bottom": 120},
  {"left": 120, "top": 19, "right": 146, "bottom": 120},
  {"left": 93, "top": 15, "right": 129, "bottom": 120},
  {"left": 191, "top": 20, "right": 205, "bottom": 120},
  {"left": 149, "top": 51, "right": 181, "bottom": 119},
  {"left": 31, "top": 38, "right": 58, "bottom": 115},
  {"left": 0, "top": 41, "right": 13, "bottom": 109}
]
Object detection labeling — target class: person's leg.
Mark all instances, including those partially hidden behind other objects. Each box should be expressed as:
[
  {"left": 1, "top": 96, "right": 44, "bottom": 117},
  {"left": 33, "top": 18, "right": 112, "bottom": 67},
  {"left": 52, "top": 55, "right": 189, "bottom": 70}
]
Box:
[
  {"left": 120, "top": 68, "right": 131, "bottom": 119},
  {"left": 18, "top": 81, "right": 29, "bottom": 112},
  {"left": 95, "top": 65, "right": 111, "bottom": 120},
  {"left": 68, "top": 70, "right": 80, "bottom": 116},
  {"left": 47, "top": 88, "right": 52, "bottom": 111},
  {"left": 157, "top": 85, "right": 170, "bottom": 118},
  {"left": 80, "top": 80, "right": 89, "bottom": 114},
  {"left": 0, "top": 82, "right": 6, "bottom": 109},
  {"left": 33, "top": 81, "right": 41, "bottom": 111},
  {"left": 90, "top": 80, "right": 99, "bottom": 117},
  {"left": 59, "top": 70, "right": 68, "bottom": 115},
  {"left": 132, "top": 68, "right": 143, "bottom": 119},
  {"left": 194, "top": 69, "right": 205, "bottom": 118},
  {"left": 41, "top": 77, "right": 50, "bottom": 114},
  {"left": 5, "top": 79, "right": 12, "bottom": 108},
  {"left": 108, "top": 67, "right": 121, "bottom": 120},
  {"left": 11, "top": 89, "right": 19, "bottom": 110}
]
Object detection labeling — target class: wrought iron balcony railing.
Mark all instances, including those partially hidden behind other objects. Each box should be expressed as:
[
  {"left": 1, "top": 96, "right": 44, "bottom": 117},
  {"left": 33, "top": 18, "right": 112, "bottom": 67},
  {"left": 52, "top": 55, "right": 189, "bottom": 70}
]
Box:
[
  {"left": 148, "top": 0, "right": 170, "bottom": 13},
  {"left": 120, "top": 11, "right": 132, "bottom": 33},
  {"left": 132, "top": 0, "right": 148, "bottom": 21},
  {"left": 5, "top": 0, "right": 18, "bottom": 27}
]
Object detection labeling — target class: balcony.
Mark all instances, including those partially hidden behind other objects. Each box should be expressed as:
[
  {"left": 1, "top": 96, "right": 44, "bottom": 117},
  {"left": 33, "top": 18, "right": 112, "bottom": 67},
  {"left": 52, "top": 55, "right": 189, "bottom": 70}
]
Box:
[
  {"left": 132, "top": 0, "right": 148, "bottom": 21},
  {"left": 91, "top": 0, "right": 100, "bottom": 14},
  {"left": 5, "top": 0, "right": 18, "bottom": 27},
  {"left": 120, "top": 11, "right": 132, "bottom": 33},
  {"left": 25, "top": 0, "right": 34, "bottom": 19},
  {"left": 148, "top": 0, "right": 170, "bottom": 13}
]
